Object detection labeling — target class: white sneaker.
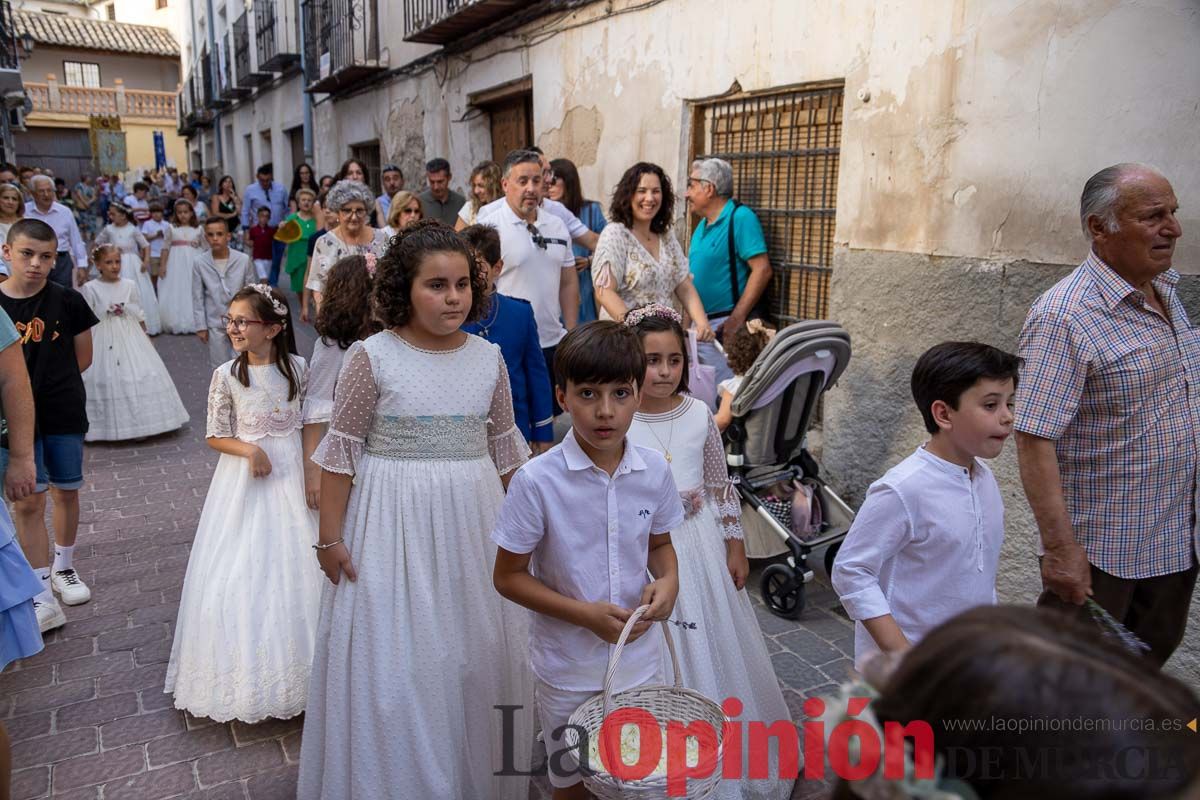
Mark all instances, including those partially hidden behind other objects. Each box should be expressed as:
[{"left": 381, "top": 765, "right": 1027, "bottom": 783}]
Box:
[
  {"left": 34, "top": 596, "right": 66, "bottom": 633},
  {"left": 51, "top": 569, "right": 91, "bottom": 605}
]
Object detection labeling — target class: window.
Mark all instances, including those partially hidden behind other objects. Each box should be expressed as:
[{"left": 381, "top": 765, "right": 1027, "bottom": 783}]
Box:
[
  {"left": 105, "top": 3, "right": 115, "bottom": 19},
  {"left": 689, "top": 82, "right": 844, "bottom": 323},
  {"left": 63, "top": 61, "right": 101, "bottom": 88},
  {"left": 349, "top": 140, "right": 381, "bottom": 194}
]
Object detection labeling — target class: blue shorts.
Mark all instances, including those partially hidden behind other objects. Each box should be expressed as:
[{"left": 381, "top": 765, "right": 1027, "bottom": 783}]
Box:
[{"left": 0, "top": 433, "right": 86, "bottom": 492}]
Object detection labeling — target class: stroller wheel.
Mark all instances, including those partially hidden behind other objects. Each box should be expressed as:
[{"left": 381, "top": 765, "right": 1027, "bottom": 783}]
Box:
[
  {"left": 824, "top": 541, "right": 842, "bottom": 579},
  {"left": 761, "top": 563, "right": 805, "bottom": 619}
]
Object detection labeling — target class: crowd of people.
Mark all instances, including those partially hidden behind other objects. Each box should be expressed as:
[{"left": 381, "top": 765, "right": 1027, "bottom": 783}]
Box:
[{"left": 0, "top": 150, "right": 1196, "bottom": 800}]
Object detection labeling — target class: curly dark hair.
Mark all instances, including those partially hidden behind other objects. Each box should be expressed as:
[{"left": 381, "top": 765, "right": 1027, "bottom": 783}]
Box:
[
  {"left": 315, "top": 255, "right": 382, "bottom": 349},
  {"left": 372, "top": 219, "right": 489, "bottom": 329},
  {"left": 608, "top": 162, "right": 674, "bottom": 234},
  {"left": 724, "top": 325, "right": 770, "bottom": 375}
]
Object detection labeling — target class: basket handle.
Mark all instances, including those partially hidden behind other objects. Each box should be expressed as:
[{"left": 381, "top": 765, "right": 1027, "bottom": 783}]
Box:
[{"left": 601, "top": 604, "right": 682, "bottom": 721}]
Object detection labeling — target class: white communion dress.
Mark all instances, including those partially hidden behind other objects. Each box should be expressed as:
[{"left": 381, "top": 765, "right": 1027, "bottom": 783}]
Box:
[
  {"left": 630, "top": 395, "right": 796, "bottom": 800},
  {"left": 164, "top": 356, "right": 323, "bottom": 722},
  {"left": 298, "top": 331, "right": 534, "bottom": 800},
  {"left": 157, "top": 224, "right": 203, "bottom": 334},
  {"left": 79, "top": 278, "right": 188, "bottom": 441},
  {"left": 95, "top": 223, "right": 160, "bottom": 335}
]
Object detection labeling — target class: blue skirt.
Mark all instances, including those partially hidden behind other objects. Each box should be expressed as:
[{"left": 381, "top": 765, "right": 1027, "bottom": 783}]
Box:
[{"left": 0, "top": 537, "right": 44, "bottom": 671}]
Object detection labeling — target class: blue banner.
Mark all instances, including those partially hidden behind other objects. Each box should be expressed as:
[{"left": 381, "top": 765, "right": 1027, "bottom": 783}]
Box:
[{"left": 153, "top": 130, "right": 166, "bottom": 170}]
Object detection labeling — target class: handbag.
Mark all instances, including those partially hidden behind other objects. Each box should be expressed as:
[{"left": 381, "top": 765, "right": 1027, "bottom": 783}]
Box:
[{"left": 684, "top": 328, "right": 718, "bottom": 411}]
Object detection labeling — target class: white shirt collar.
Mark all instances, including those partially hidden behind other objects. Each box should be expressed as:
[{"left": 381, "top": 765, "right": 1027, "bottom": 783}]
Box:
[
  {"left": 915, "top": 444, "right": 976, "bottom": 477},
  {"left": 561, "top": 428, "right": 647, "bottom": 473}
]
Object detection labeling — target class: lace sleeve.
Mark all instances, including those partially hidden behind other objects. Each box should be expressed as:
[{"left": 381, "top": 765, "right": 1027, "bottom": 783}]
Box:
[
  {"left": 311, "top": 342, "right": 377, "bottom": 475},
  {"left": 702, "top": 411, "right": 742, "bottom": 540},
  {"left": 487, "top": 347, "right": 531, "bottom": 476},
  {"left": 205, "top": 368, "right": 236, "bottom": 439}
]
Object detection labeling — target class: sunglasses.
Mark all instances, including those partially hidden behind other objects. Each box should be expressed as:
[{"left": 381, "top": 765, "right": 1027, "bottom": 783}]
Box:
[{"left": 526, "top": 223, "right": 569, "bottom": 251}]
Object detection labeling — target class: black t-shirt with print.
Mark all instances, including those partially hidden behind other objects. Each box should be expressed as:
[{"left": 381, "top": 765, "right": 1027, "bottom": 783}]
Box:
[{"left": 0, "top": 282, "right": 99, "bottom": 435}]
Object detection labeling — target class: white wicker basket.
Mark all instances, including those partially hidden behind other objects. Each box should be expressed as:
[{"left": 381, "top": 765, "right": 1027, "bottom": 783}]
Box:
[{"left": 564, "top": 605, "right": 727, "bottom": 799}]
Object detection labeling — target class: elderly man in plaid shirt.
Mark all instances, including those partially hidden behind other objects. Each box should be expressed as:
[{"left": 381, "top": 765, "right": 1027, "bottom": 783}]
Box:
[{"left": 1015, "top": 163, "right": 1195, "bottom": 666}]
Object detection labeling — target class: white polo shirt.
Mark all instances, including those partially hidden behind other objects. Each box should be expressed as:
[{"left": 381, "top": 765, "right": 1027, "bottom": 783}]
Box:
[
  {"left": 477, "top": 196, "right": 589, "bottom": 240},
  {"left": 483, "top": 201, "right": 575, "bottom": 348},
  {"left": 492, "top": 429, "right": 685, "bottom": 692}
]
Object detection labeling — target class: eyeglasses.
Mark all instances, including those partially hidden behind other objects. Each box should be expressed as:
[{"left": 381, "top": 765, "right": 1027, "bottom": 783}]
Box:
[
  {"left": 339, "top": 207, "right": 368, "bottom": 218},
  {"left": 545, "top": 174, "right": 558, "bottom": 186},
  {"left": 685, "top": 177, "right": 712, "bottom": 188},
  {"left": 526, "top": 223, "right": 569, "bottom": 251},
  {"left": 221, "top": 315, "right": 268, "bottom": 330}
]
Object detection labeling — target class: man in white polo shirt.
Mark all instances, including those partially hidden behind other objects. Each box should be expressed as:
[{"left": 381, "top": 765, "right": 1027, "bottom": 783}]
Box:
[
  {"left": 484, "top": 150, "right": 580, "bottom": 415},
  {"left": 476, "top": 147, "right": 599, "bottom": 251}
]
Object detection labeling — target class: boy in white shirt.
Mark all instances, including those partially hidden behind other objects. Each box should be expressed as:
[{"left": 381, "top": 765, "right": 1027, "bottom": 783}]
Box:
[
  {"left": 140, "top": 203, "right": 170, "bottom": 291},
  {"left": 492, "top": 321, "right": 682, "bottom": 800},
  {"left": 832, "top": 341, "right": 1021, "bottom": 668}
]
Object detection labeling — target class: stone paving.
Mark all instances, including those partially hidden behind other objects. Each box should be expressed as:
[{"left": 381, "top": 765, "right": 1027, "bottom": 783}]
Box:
[{"left": 1, "top": 308, "right": 854, "bottom": 799}]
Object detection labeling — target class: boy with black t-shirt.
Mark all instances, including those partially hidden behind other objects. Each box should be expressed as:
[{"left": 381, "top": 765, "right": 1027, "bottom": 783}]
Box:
[{"left": 0, "top": 219, "right": 98, "bottom": 633}]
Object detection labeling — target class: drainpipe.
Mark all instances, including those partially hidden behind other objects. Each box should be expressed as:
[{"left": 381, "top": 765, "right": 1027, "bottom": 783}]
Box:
[
  {"left": 298, "top": 0, "right": 312, "bottom": 163},
  {"left": 204, "top": 0, "right": 221, "bottom": 174}
]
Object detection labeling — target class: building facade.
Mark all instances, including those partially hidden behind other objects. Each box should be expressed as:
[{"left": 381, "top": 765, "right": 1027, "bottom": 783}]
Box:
[
  {"left": 178, "top": 0, "right": 1200, "bottom": 676},
  {"left": 13, "top": 9, "right": 185, "bottom": 181}
]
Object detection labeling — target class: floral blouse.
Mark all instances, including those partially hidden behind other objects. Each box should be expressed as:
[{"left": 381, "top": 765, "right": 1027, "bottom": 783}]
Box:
[
  {"left": 591, "top": 222, "right": 691, "bottom": 317},
  {"left": 305, "top": 228, "right": 390, "bottom": 295}
]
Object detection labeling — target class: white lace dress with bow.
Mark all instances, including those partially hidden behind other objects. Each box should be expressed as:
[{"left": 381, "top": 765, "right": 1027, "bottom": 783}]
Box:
[
  {"left": 165, "top": 356, "right": 323, "bottom": 722},
  {"left": 630, "top": 395, "right": 795, "bottom": 800},
  {"left": 297, "top": 331, "right": 534, "bottom": 800}
]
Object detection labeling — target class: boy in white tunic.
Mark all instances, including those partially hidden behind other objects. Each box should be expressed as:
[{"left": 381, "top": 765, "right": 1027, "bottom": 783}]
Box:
[
  {"left": 492, "top": 321, "right": 682, "bottom": 800},
  {"left": 832, "top": 341, "right": 1021, "bottom": 668}
]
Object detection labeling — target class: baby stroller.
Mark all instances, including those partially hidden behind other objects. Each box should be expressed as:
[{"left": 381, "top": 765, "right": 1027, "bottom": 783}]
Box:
[{"left": 725, "top": 320, "right": 855, "bottom": 619}]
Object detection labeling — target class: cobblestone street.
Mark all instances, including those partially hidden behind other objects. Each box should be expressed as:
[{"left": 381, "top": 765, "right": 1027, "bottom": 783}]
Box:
[{"left": 1, "top": 316, "right": 853, "bottom": 800}]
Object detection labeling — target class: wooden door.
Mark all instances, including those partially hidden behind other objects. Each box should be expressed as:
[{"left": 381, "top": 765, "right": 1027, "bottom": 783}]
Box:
[
  {"left": 487, "top": 92, "right": 532, "bottom": 163},
  {"left": 14, "top": 127, "right": 94, "bottom": 185}
]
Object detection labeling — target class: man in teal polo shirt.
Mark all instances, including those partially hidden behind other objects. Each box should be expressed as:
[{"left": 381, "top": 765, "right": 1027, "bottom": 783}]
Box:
[{"left": 685, "top": 157, "right": 773, "bottom": 381}]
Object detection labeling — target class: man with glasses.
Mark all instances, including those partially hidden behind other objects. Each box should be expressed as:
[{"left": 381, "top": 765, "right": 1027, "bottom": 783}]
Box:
[
  {"left": 684, "top": 157, "right": 773, "bottom": 382},
  {"left": 194, "top": 217, "right": 256, "bottom": 369},
  {"left": 418, "top": 158, "right": 466, "bottom": 227},
  {"left": 477, "top": 147, "right": 600, "bottom": 251},
  {"left": 375, "top": 164, "right": 405, "bottom": 224},
  {"left": 483, "top": 149, "right": 579, "bottom": 415},
  {"left": 240, "top": 163, "right": 288, "bottom": 287}
]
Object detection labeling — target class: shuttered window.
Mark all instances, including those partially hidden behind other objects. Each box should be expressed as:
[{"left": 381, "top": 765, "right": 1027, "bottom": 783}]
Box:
[{"left": 689, "top": 82, "right": 844, "bottom": 323}]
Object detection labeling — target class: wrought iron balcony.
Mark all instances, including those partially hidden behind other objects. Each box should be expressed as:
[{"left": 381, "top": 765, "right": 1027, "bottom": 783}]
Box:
[
  {"left": 301, "top": 0, "right": 383, "bottom": 94},
  {"left": 232, "top": 15, "right": 269, "bottom": 91},
  {"left": 0, "top": 0, "right": 23, "bottom": 96},
  {"left": 200, "top": 50, "right": 227, "bottom": 110},
  {"left": 220, "top": 35, "right": 249, "bottom": 100},
  {"left": 254, "top": 0, "right": 300, "bottom": 73},
  {"left": 403, "top": 0, "right": 532, "bottom": 44}
]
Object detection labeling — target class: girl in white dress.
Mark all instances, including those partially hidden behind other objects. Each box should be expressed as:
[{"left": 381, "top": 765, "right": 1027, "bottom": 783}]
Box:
[
  {"left": 80, "top": 245, "right": 189, "bottom": 442},
  {"left": 94, "top": 203, "right": 161, "bottom": 335},
  {"left": 626, "top": 303, "right": 794, "bottom": 800},
  {"left": 300, "top": 254, "right": 380, "bottom": 507},
  {"left": 165, "top": 285, "right": 323, "bottom": 723},
  {"left": 299, "top": 220, "right": 533, "bottom": 800},
  {"left": 157, "top": 198, "right": 205, "bottom": 335}
]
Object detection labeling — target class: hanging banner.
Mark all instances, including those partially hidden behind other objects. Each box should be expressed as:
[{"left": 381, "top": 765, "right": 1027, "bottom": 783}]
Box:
[
  {"left": 153, "top": 130, "right": 166, "bottom": 170},
  {"left": 89, "top": 115, "right": 127, "bottom": 176}
]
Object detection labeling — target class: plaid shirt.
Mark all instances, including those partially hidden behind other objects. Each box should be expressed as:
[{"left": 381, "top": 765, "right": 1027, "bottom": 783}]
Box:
[{"left": 1015, "top": 252, "right": 1200, "bottom": 579}]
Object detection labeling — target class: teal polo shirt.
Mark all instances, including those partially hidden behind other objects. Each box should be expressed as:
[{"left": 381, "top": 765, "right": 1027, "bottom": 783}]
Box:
[{"left": 688, "top": 199, "right": 768, "bottom": 316}]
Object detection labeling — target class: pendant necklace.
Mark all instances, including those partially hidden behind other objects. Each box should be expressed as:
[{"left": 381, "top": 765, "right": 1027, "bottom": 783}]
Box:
[
  {"left": 477, "top": 298, "right": 501, "bottom": 339},
  {"left": 646, "top": 414, "right": 675, "bottom": 462}
]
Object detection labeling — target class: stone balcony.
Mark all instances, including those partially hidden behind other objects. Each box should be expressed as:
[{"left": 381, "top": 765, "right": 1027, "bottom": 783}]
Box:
[{"left": 25, "top": 76, "right": 177, "bottom": 120}]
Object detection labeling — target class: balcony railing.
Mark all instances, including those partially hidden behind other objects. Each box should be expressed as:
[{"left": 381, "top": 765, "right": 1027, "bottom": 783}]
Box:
[
  {"left": 27, "top": 79, "right": 177, "bottom": 119},
  {"left": 302, "top": 0, "right": 383, "bottom": 94},
  {"left": 255, "top": 0, "right": 300, "bottom": 73},
  {"left": 403, "top": 0, "right": 532, "bottom": 44},
  {"left": 200, "top": 48, "right": 228, "bottom": 109},
  {"left": 0, "top": 0, "right": 23, "bottom": 95},
  {"left": 234, "top": 11, "right": 271, "bottom": 87}
]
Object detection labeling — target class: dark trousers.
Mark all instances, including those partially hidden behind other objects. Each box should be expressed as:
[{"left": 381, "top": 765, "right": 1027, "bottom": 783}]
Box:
[
  {"left": 48, "top": 251, "right": 74, "bottom": 289},
  {"left": 268, "top": 239, "right": 286, "bottom": 287},
  {"left": 542, "top": 345, "right": 560, "bottom": 417},
  {"left": 1038, "top": 561, "right": 1198, "bottom": 667}
]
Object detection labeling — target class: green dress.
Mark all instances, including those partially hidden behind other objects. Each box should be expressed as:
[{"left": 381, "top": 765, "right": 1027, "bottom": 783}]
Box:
[{"left": 283, "top": 212, "right": 318, "bottom": 294}]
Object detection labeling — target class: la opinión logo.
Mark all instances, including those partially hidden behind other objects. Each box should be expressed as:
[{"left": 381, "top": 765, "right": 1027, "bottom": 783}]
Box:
[{"left": 496, "top": 695, "right": 936, "bottom": 795}]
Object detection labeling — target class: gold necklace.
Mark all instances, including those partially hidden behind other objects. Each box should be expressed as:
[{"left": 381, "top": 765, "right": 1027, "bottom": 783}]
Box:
[{"left": 644, "top": 414, "right": 675, "bottom": 462}]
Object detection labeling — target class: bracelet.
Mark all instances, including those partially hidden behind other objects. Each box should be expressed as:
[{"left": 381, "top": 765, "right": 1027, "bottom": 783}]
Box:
[{"left": 312, "top": 538, "right": 343, "bottom": 551}]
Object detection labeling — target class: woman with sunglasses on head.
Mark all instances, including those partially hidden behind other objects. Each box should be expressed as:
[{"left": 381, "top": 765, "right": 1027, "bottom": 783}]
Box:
[
  {"left": 304, "top": 181, "right": 389, "bottom": 312},
  {"left": 546, "top": 158, "right": 606, "bottom": 323}
]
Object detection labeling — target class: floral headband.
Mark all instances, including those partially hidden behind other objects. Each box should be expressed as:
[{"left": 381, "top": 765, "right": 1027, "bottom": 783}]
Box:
[
  {"left": 364, "top": 252, "right": 377, "bottom": 278},
  {"left": 624, "top": 303, "right": 681, "bottom": 328},
  {"left": 250, "top": 283, "right": 288, "bottom": 320}
]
